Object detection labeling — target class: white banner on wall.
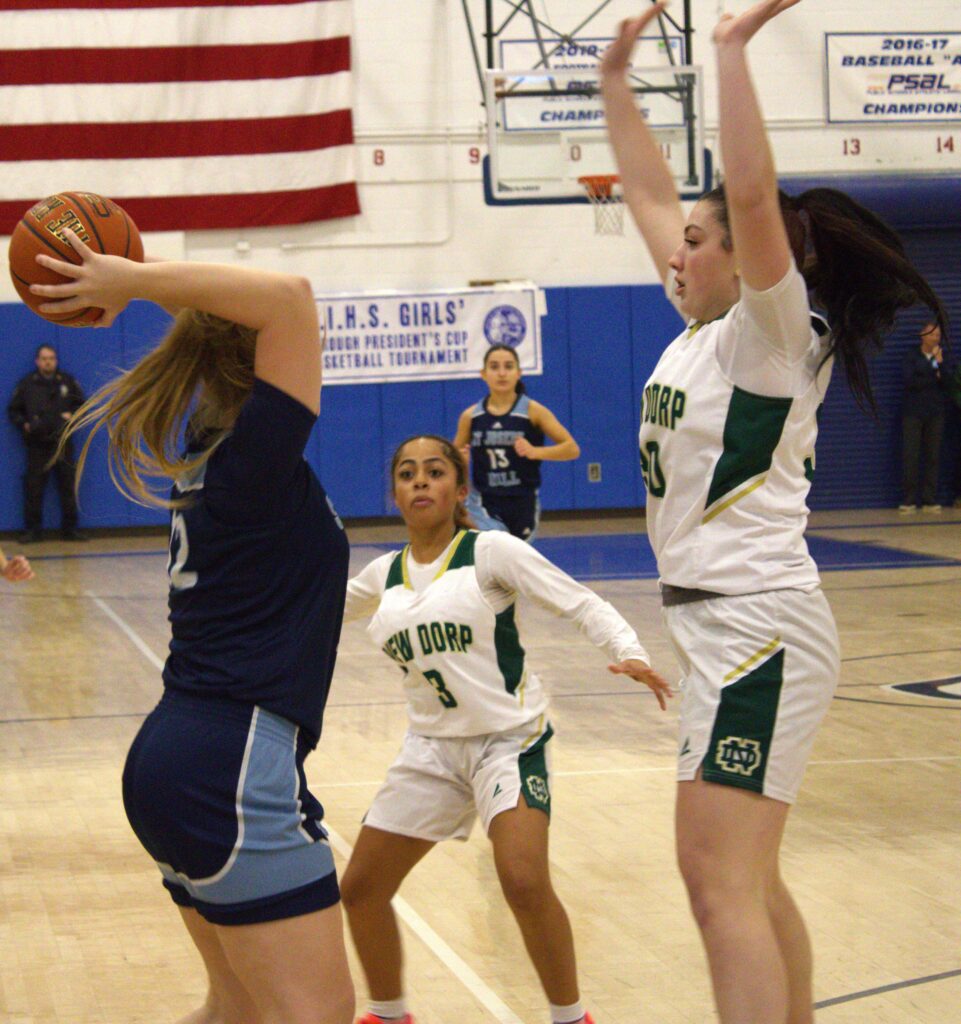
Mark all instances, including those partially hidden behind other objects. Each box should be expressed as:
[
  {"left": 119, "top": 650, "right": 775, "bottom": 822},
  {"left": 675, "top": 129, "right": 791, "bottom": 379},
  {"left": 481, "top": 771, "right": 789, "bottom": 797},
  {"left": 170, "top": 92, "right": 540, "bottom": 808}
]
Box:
[
  {"left": 498, "top": 36, "right": 686, "bottom": 132},
  {"left": 826, "top": 32, "right": 961, "bottom": 123},
  {"left": 316, "top": 283, "right": 545, "bottom": 386}
]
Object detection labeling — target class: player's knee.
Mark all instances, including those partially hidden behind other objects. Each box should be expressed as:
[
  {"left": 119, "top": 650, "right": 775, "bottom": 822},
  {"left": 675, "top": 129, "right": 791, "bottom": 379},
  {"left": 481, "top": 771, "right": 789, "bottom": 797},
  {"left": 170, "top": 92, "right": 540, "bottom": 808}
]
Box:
[
  {"left": 340, "top": 862, "right": 394, "bottom": 911},
  {"left": 498, "top": 860, "right": 550, "bottom": 913},
  {"left": 338, "top": 867, "right": 366, "bottom": 911},
  {"left": 677, "top": 845, "right": 764, "bottom": 930}
]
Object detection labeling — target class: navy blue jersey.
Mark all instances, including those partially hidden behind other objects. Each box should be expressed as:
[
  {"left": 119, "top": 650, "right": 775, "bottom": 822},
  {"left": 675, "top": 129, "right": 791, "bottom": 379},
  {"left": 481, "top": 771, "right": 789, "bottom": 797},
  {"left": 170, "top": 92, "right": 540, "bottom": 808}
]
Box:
[
  {"left": 469, "top": 393, "right": 544, "bottom": 496},
  {"left": 163, "top": 379, "right": 348, "bottom": 747}
]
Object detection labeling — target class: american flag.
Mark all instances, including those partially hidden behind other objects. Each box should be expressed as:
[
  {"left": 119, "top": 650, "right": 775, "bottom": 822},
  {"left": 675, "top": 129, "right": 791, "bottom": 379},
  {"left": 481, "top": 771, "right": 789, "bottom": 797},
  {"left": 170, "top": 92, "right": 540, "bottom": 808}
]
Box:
[{"left": 0, "top": 0, "right": 360, "bottom": 234}]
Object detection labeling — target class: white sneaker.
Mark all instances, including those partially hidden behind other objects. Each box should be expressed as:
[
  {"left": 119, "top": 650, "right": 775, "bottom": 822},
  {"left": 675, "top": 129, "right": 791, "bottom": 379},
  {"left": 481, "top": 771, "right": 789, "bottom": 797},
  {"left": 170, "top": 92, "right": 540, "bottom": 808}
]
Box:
[
  {"left": 898, "top": 504, "right": 917, "bottom": 514},
  {"left": 921, "top": 504, "right": 942, "bottom": 513}
]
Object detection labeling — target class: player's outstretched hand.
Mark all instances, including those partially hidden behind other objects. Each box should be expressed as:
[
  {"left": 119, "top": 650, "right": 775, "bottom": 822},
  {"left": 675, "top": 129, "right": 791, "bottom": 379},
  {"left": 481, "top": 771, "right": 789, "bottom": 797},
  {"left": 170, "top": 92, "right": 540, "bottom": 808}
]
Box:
[
  {"left": 30, "top": 227, "right": 137, "bottom": 327},
  {"left": 608, "top": 658, "right": 673, "bottom": 710},
  {"left": 2, "top": 555, "right": 35, "bottom": 582},
  {"left": 600, "top": 3, "right": 668, "bottom": 78},
  {"left": 712, "top": 0, "right": 801, "bottom": 48}
]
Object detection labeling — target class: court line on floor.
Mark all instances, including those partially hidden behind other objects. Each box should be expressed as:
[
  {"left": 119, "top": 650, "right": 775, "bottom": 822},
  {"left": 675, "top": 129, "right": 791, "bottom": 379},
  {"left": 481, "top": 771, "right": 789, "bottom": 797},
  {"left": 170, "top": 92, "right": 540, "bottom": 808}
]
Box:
[
  {"left": 324, "top": 827, "right": 524, "bottom": 1024},
  {"left": 841, "top": 646, "right": 961, "bottom": 663},
  {"left": 86, "top": 591, "right": 165, "bottom": 671},
  {"left": 815, "top": 967, "right": 961, "bottom": 1009},
  {"left": 297, "top": 753, "right": 961, "bottom": 790},
  {"left": 85, "top": 591, "right": 525, "bottom": 1024}
]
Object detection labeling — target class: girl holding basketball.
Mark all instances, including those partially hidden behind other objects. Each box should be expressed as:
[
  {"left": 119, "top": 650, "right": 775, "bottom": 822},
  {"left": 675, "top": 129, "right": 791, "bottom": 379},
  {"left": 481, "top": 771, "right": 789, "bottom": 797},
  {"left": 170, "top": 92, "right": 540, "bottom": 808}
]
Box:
[
  {"left": 453, "top": 344, "right": 580, "bottom": 541},
  {"left": 601, "top": 2, "right": 946, "bottom": 1022},
  {"left": 338, "top": 433, "right": 670, "bottom": 1024},
  {"left": 37, "top": 233, "right": 353, "bottom": 1024}
]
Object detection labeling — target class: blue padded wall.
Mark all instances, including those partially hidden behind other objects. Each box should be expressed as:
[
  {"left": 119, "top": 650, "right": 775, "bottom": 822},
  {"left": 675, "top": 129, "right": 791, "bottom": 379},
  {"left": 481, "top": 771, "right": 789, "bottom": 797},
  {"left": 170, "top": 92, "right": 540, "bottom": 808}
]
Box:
[{"left": 2, "top": 179, "right": 959, "bottom": 531}]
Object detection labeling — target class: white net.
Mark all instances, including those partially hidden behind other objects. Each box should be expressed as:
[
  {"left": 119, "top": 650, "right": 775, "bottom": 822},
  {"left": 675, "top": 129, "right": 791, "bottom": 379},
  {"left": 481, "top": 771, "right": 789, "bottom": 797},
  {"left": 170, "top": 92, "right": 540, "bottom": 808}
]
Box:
[{"left": 579, "top": 175, "right": 624, "bottom": 236}]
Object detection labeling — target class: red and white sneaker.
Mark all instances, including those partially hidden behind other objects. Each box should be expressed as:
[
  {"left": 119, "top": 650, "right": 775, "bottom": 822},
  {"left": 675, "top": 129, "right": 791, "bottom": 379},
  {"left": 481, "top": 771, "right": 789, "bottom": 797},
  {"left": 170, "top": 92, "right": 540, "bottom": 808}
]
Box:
[{"left": 355, "top": 1015, "right": 415, "bottom": 1024}]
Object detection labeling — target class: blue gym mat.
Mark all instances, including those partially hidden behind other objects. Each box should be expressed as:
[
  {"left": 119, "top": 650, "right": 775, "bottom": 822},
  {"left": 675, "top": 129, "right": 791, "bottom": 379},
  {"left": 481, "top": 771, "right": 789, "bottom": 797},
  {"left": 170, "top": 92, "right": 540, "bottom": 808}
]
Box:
[
  {"left": 529, "top": 531, "right": 961, "bottom": 581},
  {"left": 366, "top": 530, "right": 960, "bottom": 582}
]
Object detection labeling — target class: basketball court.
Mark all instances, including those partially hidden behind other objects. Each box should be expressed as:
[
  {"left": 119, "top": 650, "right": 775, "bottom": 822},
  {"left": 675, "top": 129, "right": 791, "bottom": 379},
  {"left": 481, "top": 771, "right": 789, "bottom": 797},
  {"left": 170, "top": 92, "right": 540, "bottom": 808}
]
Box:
[
  {"left": 2, "top": 2, "right": 960, "bottom": 1023},
  {"left": 2, "top": 508, "right": 959, "bottom": 1024}
]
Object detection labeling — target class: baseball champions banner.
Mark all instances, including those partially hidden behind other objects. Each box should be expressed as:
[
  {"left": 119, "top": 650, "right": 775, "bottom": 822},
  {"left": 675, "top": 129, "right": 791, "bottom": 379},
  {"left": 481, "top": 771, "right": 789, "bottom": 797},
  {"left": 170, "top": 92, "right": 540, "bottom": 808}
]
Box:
[
  {"left": 826, "top": 32, "right": 961, "bottom": 123},
  {"left": 318, "top": 283, "right": 545, "bottom": 385}
]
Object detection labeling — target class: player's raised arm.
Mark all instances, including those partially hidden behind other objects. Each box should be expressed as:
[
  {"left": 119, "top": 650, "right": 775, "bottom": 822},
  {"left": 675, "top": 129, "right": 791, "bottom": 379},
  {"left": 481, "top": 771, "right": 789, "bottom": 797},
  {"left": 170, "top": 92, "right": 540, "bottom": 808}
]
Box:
[
  {"left": 32, "top": 230, "right": 320, "bottom": 413},
  {"left": 600, "top": 5, "right": 686, "bottom": 282},
  {"left": 713, "top": 0, "right": 800, "bottom": 292}
]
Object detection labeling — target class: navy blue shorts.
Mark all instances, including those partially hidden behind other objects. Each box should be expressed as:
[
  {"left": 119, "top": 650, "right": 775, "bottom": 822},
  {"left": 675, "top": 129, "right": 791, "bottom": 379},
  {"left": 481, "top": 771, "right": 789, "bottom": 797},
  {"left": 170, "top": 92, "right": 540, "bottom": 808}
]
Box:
[
  {"left": 467, "top": 491, "right": 540, "bottom": 542},
  {"left": 122, "top": 690, "right": 339, "bottom": 926}
]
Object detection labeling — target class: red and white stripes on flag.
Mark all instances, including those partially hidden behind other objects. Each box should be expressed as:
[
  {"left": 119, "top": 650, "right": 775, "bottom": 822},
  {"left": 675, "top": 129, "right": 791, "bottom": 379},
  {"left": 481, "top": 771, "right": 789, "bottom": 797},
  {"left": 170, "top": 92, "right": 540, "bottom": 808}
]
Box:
[{"left": 0, "top": 0, "right": 360, "bottom": 234}]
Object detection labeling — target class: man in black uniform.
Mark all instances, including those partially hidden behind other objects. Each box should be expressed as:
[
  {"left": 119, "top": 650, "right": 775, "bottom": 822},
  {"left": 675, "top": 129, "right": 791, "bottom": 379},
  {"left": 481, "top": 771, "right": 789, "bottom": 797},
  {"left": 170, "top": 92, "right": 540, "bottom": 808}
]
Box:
[{"left": 7, "top": 345, "right": 87, "bottom": 542}]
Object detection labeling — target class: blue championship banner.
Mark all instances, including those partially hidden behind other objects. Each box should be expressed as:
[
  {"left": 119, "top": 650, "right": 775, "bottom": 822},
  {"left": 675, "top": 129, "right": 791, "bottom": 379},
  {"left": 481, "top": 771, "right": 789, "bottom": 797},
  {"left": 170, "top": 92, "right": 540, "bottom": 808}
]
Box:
[
  {"left": 826, "top": 32, "right": 961, "bottom": 123},
  {"left": 316, "top": 283, "right": 545, "bottom": 386}
]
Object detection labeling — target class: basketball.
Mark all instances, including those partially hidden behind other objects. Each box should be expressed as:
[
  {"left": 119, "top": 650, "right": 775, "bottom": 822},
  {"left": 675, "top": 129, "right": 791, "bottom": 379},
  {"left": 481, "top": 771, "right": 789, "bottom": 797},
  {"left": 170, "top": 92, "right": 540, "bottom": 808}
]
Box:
[{"left": 8, "top": 191, "right": 143, "bottom": 326}]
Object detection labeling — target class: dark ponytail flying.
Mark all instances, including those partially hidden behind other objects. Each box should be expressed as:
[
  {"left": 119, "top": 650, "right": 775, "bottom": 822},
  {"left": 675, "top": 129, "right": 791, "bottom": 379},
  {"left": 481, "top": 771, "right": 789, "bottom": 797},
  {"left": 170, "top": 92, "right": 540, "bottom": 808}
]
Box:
[{"left": 701, "top": 185, "right": 948, "bottom": 412}]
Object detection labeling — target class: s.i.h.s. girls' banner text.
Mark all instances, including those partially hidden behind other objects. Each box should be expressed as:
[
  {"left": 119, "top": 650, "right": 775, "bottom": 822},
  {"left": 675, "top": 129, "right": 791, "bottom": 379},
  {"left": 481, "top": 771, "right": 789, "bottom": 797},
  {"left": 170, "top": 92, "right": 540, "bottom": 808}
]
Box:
[
  {"left": 0, "top": 1, "right": 359, "bottom": 234},
  {"left": 318, "top": 284, "right": 545, "bottom": 385},
  {"left": 826, "top": 32, "right": 961, "bottom": 123}
]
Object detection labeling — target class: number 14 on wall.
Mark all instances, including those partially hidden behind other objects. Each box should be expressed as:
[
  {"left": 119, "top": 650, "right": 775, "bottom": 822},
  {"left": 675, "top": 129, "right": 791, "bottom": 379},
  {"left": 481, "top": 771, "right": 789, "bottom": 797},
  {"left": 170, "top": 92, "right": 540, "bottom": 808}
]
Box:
[{"left": 841, "top": 135, "right": 956, "bottom": 157}]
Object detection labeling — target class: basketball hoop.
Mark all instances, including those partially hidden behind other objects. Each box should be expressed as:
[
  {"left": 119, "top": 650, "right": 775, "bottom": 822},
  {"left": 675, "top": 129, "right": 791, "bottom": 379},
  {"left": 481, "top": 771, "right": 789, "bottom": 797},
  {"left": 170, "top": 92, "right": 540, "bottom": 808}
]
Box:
[{"left": 578, "top": 174, "right": 623, "bottom": 236}]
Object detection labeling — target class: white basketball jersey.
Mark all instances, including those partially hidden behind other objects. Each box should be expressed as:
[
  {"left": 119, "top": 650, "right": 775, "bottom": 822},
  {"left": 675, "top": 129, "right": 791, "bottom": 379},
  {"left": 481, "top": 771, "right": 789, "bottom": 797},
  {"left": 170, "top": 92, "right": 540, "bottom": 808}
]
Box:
[
  {"left": 366, "top": 530, "right": 549, "bottom": 737},
  {"left": 640, "top": 273, "right": 833, "bottom": 594}
]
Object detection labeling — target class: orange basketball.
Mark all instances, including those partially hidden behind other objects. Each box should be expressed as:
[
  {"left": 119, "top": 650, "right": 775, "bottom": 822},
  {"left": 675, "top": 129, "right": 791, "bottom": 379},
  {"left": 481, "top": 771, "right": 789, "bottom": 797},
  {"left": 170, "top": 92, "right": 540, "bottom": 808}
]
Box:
[{"left": 8, "top": 191, "right": 143, "bottom": 326}]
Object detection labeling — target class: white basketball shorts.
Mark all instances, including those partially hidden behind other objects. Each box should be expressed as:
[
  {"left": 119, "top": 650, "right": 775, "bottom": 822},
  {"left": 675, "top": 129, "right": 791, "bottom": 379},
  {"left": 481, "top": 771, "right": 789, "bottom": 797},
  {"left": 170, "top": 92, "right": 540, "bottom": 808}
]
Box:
[
  {"left": 362, "top": 715, "right": 553, "bottom": 842},
  {"left": 662, "top": 587, "right": 840, "bottom": 804}
]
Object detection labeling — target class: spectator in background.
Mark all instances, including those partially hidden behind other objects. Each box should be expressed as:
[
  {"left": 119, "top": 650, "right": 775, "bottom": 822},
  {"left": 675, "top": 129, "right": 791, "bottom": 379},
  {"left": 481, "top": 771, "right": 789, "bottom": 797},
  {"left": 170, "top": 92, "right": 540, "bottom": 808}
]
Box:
[
  {"left": 7, "top": 345, "right": 87, "bottom": 542},
  {"left": 900, "top": 321, "right": 947, "bottom": 514},
  {"left": 943, "top": 356, "right": 961, "bottom": 509}
]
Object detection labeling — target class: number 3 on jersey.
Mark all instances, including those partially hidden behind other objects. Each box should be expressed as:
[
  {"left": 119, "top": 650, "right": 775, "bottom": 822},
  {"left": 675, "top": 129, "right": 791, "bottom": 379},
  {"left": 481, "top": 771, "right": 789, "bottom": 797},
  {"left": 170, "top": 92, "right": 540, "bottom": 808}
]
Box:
[
  {"left": 639, "top": 440, "right": 666, "bottom": 498},
  {"left": 423, "top": 668, "right": 458, "bottom": 708}
]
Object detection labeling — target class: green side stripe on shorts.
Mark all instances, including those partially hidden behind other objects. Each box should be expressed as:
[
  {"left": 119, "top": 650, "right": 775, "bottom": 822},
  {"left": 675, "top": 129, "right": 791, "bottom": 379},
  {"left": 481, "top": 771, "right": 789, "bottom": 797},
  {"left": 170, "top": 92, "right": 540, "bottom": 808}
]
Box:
[
  {"left": 518, "top": 723, "right": 554, "bottom": 817},
  {"left": 705, "top": 386, "right": 793, "bottom": 512},
  {"left": 702, "top": 648, "right": 784, "bottom": 794},
  {"left": 494, "top": 603, "right": 526, "bottom": 694}
]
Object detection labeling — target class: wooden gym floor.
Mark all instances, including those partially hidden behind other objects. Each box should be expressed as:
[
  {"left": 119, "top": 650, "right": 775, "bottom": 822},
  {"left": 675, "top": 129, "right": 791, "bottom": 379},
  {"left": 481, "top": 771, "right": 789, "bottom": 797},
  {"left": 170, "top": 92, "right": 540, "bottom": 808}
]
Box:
[{"left": 1, "top": 508, "right": 959, "bottom": 1024}]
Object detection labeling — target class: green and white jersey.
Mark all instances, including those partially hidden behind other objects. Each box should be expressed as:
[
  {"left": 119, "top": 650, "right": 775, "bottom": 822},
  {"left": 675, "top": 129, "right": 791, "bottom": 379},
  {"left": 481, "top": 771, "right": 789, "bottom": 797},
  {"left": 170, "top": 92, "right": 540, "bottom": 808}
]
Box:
[
  {"left": 641, "top": 264, "right": 833, "bottom": 594},
  {"left": 345, "top": 529, "right": 649, "bottom": 737}
]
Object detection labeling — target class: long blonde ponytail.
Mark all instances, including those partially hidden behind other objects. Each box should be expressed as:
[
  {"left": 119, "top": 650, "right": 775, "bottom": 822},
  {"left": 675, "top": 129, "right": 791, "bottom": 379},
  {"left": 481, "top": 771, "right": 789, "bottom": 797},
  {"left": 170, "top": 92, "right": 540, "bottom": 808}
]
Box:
[{"left": 57, "top": 310, "right": 257, "bottom": 508}]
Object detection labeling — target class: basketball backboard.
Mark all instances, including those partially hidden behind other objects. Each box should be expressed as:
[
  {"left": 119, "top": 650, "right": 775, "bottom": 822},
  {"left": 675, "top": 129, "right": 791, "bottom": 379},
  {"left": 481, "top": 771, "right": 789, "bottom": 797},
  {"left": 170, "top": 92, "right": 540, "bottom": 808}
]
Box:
[{"left": 484, "top": 64, "right": 707, "bottom": 205}]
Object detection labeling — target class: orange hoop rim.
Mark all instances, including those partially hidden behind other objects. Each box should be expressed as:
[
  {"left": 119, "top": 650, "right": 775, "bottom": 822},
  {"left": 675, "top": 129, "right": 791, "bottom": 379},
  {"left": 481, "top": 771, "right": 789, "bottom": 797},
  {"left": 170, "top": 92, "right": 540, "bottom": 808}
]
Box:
[{"left": 577, "top": 174, "right": 621, "bottom": 200}]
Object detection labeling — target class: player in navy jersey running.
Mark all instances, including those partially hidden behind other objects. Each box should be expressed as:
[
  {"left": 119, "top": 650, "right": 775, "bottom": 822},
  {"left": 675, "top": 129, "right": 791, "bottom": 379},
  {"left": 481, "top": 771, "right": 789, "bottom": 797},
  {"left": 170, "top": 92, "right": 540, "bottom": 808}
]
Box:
[
  {"left": 453, "top": 344, "right": 580, "bottom": 540},
  {"left": 40, "top": 232, "right": 353, "bottom": 1024},
  {"left": 339, "top": 434, "right": 670, "bottom": 1024},
  {"left": 602, "top": 3, "right": 945, "bottom": 1023}
]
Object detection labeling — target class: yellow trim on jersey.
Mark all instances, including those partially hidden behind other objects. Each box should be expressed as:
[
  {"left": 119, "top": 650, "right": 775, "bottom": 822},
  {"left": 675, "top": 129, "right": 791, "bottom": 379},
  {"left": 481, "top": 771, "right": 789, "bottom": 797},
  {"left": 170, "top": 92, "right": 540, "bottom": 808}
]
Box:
[
  {"left": 687, "top": 309, "right": 730, "bottom": 338},
  {"left": 435, "top": 530, "right": 468, "bottom": 579},
  {"left": 515, "top": 667, "right": 529, "bottom": 707},
  {"left": 701, "top": 474, "right": 767, "bottom": 524},
  {"left": 723, "top": 635, "right": 783, "bottom": 685},
  {"left": 400, "top": 529, "right": 468, "bottom": 589},
  {"left": 521, "top": 712, "right": 546, "bottom": 750}
]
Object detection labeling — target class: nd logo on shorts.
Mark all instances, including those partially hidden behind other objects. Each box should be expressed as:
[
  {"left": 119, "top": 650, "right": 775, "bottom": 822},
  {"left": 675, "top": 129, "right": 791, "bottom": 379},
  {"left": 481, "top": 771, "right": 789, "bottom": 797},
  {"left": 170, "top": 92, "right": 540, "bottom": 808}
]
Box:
[
  {"left": 714, "top": 736, "right": 763, "bottom": 777},
  {"left": 525, "top": 773, "right": 550, "bottom": 805}
]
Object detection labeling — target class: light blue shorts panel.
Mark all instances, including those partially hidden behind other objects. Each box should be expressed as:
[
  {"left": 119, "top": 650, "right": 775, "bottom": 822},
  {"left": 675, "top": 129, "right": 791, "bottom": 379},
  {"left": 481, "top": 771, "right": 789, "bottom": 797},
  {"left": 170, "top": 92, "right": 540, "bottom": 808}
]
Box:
[{"left": 123, "top": 691, "right": 339, "bottom": 925}]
